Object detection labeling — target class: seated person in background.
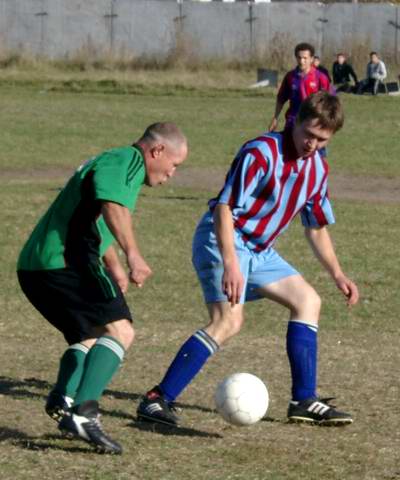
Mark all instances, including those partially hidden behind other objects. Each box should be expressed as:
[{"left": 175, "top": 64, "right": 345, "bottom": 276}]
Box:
[
  {"left": 313, "top": 56, "right": 331, "bottom": 82},
  {"left": 332, "top": 53, "right": 358, "bottom": 93},
  {"left": 357, "top": 51, "right": 387, "bottom": 95}
]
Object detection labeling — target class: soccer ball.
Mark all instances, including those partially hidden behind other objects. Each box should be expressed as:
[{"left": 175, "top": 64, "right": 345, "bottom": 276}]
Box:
[{"left": 214, "top": 373, "right": 269, "bottom": 426}]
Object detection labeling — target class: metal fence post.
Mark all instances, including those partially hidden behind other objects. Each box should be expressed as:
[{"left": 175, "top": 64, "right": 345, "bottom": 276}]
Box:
[
  {"left": 104, "top": 0, "right": 118, "bottom": 52},
  {"left": 34, "top": 0, "right": 48, "bottom": 56}
]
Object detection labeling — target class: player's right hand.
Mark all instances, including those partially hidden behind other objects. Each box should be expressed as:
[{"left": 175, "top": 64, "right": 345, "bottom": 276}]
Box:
[
  {"left": 128, "top": 254, "right": 152, "bottom": 288},
  {"left": 222, "top": 262, "right": 244, "bottom": 307},
  {"left": 268, "top": 117, "right": 278, "bottom": 132}
]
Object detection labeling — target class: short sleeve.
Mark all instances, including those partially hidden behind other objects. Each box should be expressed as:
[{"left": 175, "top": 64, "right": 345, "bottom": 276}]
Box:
[
  {"left": 214, "top": 148, "right": 268, "bottom": 210},
  {"left": 92, "top": 148, "right": 145, "bottom": 210},
  {"left": 277, "top": 73, "right": 291, "bottom": 104},
  {"left": 300, "top": 176, "right": 335, "bottom": 228}
]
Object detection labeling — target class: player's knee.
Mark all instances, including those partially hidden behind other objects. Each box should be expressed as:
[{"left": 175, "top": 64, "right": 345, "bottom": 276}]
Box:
[
  {"left": 302, "top": 288, "right": 321, "bottom": 318},
  {"left": 210, "top": 312, "right": 244, "bottom": 344},
  {"left": 105, "top": 319, "right": 135, "bottom": 350},
  {"left": 292, "top": 286, "right": 321, "bottom": 320}
]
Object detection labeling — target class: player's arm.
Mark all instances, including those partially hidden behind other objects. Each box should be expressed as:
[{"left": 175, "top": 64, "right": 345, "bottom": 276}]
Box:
[
  {"left": 101, "top": 201, "right": 152, "bottom": 288},
  {"left": 213, "top": 203, "right": 244, "bottom": 306},
  {"left": 349, "top": 65, "right": 358, "bottom": 84},
  {"left": 305, "top": 226, "right": 359, "bottom": 306},
  {"left": 269, "top": 99, "right": 285, "bottom": 132},
  {"left": 269, "top": 74, "right": 289, "bottom": 131},
  {"left": 103, "top": 245, "right": 129, "bottom": 294}
]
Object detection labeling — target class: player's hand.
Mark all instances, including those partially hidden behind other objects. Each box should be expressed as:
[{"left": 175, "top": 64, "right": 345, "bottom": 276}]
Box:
[
  {"left": 335, "top": 275, "right": 359, "bottom": 306},
  {"left": 268, "top": 117, "right": 278, "bottom": 132},
  {"left": 109, "top": 268, "right": 129, "bottom": 294},
  {"left": 222, "top": 261, "right": 244, "bottom": 307},
  {"left": 127, "top": 254, "right": 152, "bottom": 288}
]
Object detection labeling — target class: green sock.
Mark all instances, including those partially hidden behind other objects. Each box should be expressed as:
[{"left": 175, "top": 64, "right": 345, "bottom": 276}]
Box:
[
  {"left": 73, "top": 336, "right": 125, "bottom": 407},
  {"left": 54, "top": 343, "right": 89, "bottom": 398}
]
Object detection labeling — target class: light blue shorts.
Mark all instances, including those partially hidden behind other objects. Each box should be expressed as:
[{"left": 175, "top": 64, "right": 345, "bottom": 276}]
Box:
[{"left": 192, "top": 212, "right": 299, "bottom": 304}]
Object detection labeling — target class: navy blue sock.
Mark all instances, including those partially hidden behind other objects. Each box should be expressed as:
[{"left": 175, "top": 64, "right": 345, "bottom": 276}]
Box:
[
  {"left": 286, "top": 320, "right": 318, "bottom": 401},
  {"left": 159, "top": 329, "right": 219, "bottom": 402}
]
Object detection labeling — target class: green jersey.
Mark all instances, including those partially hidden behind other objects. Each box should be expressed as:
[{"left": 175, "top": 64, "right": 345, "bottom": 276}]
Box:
[{"left": 18, "top": 145, "right": 145, "bottom": 271}]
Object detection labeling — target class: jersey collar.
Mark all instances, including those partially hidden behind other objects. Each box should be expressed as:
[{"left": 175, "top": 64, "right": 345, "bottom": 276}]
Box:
[{"left": 131, "top": 143, "right": 145, "bottom": 162}]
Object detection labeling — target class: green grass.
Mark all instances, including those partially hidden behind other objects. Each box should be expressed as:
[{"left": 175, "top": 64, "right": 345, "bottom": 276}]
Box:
[
  {"left": 0, "top": 78, "right": 399, "bottom": 479},
  {"left": 0, "top": 82, "right": 399, "bottom": 177}
]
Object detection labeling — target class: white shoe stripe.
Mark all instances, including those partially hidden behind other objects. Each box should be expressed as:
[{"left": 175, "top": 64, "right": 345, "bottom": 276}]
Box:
[
  {"left": 146, "top": 404, "right": 163, "bottom": 414},
  {"left": 308, "top": 402, "right": 330, "bottom": 415},
  {"left": 72, "top": 414, "right": 91, "bottom": 441}
]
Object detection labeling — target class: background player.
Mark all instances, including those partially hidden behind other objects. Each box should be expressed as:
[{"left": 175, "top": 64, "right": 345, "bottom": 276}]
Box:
[
  {"left": 269, "top": 42, "right": 332, "bottom": 132},
  {"left": 137, "top": 92, "right": 359, "bottom": 427},
  {"left": 17, "top": 123, "right": 188, "bottom": 453}
]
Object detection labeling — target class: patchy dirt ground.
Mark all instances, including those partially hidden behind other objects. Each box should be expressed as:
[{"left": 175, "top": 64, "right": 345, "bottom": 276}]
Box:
[
  {"left": 1, "top": 166, "right": 399, "bottom": 204},
  {"left": 171, "top": 167, "right": 400, "bottom": 204}
]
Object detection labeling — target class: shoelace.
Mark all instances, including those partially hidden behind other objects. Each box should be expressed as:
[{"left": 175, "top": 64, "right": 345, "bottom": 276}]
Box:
[
  {"left": 88, "top": 414, "right": 107, "bottom": 435},
  {"left": 318, "top": 397, "right": 337, "bottom": 408}
]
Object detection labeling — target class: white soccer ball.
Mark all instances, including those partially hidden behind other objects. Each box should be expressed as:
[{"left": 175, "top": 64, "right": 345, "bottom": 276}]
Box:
[{"left": 214, "top": 373, "right": 269, "bottom": 426}]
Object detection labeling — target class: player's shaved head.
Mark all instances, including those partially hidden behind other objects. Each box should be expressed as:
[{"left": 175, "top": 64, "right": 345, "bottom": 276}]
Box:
[
  {"left": 297, "top": 91, "right": 344, "bottom": 133},
  {"left": 139, "top": 122, "right": 187, "bottom": 152}
]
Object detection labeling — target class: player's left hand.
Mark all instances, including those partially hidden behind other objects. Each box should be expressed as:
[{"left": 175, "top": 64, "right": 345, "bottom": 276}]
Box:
[
  {"left": 109, "top": 267, "right": 129, "bottom": 294},
  {"left": 335, "top": 275, "right": 359, "bottom": 306}
]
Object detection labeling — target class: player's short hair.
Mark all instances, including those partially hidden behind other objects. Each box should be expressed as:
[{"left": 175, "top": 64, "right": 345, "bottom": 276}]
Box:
[
  {"left": 297, "top": 91, "right": 344, "bottom": 133},
  {"left": 139, "top": 122, "right": 187, "bottom": 150},
  {"left": 294, "top": 42, "right": 315, "bottom": 58},
  {"left": 337, "top": 52, "right": 345, "bottom": 57},
  {"left": 370, "top": 51, "right": 378, "bottom": 57}
]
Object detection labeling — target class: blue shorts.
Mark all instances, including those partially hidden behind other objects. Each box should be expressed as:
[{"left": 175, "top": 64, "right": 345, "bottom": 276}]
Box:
[{"left": 192, "top": 213, "right": 299, "bottom": 304}]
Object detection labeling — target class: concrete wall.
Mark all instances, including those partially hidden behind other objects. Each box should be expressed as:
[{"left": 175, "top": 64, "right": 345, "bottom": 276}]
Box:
[{"left": 0, "top": 0, "right": 399, "bottom": 63}]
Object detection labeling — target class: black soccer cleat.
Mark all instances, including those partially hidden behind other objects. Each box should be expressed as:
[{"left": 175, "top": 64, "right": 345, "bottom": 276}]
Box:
[
  {"left": 136, "top": 387, "right": 179, "bottom": 426},
  {"left": 45, "top": 390, "right": 74, "bottom": 422},
  {"left": 288, "top": 397, "right": 353, "bottom": 426},
  {"left": 58, "top": 400, "right": 122, "bottom": 454}
]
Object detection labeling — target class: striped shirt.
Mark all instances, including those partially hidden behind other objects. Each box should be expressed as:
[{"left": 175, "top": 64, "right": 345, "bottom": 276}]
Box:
[
  {"left": 209, "top": 130, "right": 335, "bottom": 252},
  {"left": 278, "top": 66, "right": 332, "bottom": 128}
]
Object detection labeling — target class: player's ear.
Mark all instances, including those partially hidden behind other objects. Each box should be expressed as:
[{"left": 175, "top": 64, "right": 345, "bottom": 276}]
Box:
[{"left": 152, "top": 144, "right": 165, "bottom": 158}]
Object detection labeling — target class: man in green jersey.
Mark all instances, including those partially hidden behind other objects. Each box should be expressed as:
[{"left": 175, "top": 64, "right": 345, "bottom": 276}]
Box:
[{"left": 17, "top": 122, "right": 188, "bottom": 454}]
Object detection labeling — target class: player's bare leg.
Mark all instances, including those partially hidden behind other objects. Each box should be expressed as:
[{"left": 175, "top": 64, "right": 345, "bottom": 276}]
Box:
[{"left": 257, "top": 275, "right": 353, "bottom": 426}]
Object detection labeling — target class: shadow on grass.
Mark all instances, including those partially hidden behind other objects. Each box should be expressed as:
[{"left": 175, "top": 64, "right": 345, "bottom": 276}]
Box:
[
  {"left": 130, "top": 419, "right": 223, "bottom": 439},
  {"left": 140, "top": 192, "right": 205, "bottom": 202},
  {"left": 0, "top": 376, "right": 50, "bottom": 400},
  {"left": 0, "top": 376, "right": 216, "bottom": 421},
  {"left": 262, "top": 415, "right": 286, "bottom": 424},
  {"left": 0, "top": 426, "right": 93, "bottom": 453}
]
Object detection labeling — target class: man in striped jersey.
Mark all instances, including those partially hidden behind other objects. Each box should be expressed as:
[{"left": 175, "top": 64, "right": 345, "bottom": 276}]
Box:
[
  {"left": 17, "top": 123, "right": 188, "bottom": 453},
  {"left": 137, "top": 92, "right": 359, "bottom": 427},
  {"left": 269, "top": 43, "right": 332, "bottom": 132}
]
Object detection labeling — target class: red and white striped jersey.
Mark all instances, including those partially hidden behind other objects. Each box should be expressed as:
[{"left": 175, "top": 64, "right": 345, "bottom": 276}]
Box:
[{"left": 209, "top": 130, "right": 334, "bottom": 252}]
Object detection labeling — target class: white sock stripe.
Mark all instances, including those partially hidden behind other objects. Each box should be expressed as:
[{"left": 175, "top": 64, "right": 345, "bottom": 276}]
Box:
[
  {"left": 197, "top": 329, "right": 219, "bottom": 352},
  {"left": 194, "top": 330, "right": 219, "bottom": 354},
  {"left": 96, "top": 337, "right": 125, "bottom": 361},
  {"left": 290, "top": 319, "right": 318, "bottom": 332},
  {"left": 68, "top": 343, "right": 89, "bottom": 354}
]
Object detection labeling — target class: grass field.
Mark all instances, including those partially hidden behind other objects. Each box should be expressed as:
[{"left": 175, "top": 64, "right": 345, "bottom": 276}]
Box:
[{"left": 0, "top": 71, "right": 399, "bottom": 480}]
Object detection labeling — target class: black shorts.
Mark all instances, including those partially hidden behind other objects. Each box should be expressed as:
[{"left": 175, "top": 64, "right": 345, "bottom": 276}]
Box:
[{"left": 17, "top": 266, "right": 132, "bottom": 345}]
